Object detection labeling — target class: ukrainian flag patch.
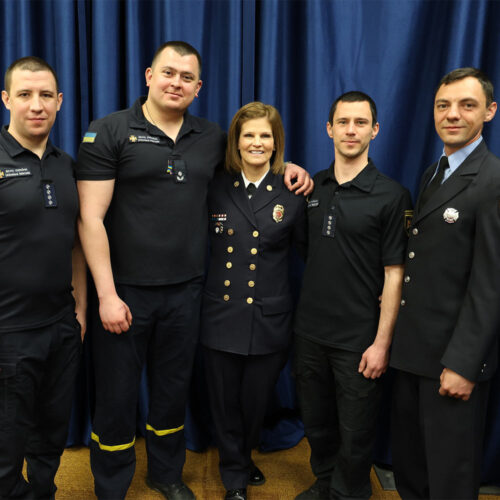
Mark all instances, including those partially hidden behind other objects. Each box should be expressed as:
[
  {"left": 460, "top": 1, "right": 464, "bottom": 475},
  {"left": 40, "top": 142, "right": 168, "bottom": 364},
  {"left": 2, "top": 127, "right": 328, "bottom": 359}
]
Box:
[{"left": 82, "top": 132, "right": 97, "bottom": 143}]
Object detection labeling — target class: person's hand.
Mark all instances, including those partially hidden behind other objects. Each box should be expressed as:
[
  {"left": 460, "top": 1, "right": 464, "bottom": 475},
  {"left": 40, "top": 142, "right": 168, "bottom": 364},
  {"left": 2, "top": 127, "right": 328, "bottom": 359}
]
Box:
[
  {"left": 358, "top": 343, "right": 389, "bottom": 379},
  {"left": 439, "top": 368, "right": 475, "bottom": 401},
  {"left": 99, "top": 294, "right": 133, "bottom": 334},
  {"left": 284, "top": 162, "right": 314, "bottom": 196}
]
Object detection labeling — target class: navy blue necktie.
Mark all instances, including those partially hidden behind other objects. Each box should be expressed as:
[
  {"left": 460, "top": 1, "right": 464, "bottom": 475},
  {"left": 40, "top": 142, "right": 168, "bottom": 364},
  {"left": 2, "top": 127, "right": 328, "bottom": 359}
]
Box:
[{"left": 420, "top": 156, "right": 449, "bottom": 207}]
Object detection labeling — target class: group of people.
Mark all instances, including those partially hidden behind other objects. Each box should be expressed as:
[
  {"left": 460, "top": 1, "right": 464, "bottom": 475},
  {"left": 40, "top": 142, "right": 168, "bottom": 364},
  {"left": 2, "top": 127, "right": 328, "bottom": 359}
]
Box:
[{"left": 0, "top": 39, "right": 499, "bottom": 500}]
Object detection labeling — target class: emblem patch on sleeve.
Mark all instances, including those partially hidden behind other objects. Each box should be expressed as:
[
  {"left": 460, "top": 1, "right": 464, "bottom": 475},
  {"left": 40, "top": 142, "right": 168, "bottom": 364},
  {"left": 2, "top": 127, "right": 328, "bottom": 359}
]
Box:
[
  {"left": 82, "top": 132, "right": 97, "bottom": 143},
  {"left": 404, "top": 209, "right": 413, "bottom": 235}
]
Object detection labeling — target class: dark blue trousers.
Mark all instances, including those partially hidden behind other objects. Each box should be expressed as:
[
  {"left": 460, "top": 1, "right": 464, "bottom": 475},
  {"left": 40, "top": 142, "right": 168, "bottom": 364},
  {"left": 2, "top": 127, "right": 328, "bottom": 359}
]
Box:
[
  {"left": 90, "top": 279, "right": 202, "bottom": 500},
  {"left": 294, "top": 335, "right": 382, "bottom": 500},
  {"left": 0, "top": 311, "right": 81, "bottom": 500},
  {"left": 391, "top": 370, "right": 490, "bottom": 500}
]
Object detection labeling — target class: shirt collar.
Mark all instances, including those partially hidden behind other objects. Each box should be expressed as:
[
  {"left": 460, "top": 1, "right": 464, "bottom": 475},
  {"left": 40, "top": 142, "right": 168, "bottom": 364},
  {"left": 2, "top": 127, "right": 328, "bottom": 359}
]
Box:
[
  {"left": 129, "top": 97, "right": 202, "bottom": 136},
  {"left": 0, "top": 125, "right": 59, "bottom": 158},
  {"left": 439, "top": 136, "right": 483, "bottom": 177},
  {"left": 241, "top": 168, "right": 270, "bottom": 189},
  {"left": 322, "top": 159, "right": 378, "bottom": 193}
]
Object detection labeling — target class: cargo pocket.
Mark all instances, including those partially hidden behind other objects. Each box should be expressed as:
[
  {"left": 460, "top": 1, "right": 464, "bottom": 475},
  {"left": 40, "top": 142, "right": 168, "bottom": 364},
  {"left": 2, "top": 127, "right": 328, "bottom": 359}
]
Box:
[{"left": 0, "top": 362, "right": 17, "bottom": 419}]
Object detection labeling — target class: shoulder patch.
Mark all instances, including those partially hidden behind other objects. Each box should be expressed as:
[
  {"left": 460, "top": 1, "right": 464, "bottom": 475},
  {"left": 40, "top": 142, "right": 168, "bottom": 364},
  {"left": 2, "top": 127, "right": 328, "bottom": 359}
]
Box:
[
  {"left": 82, "top": 132, "right": 97, "bottom": 143},
  {"left": 404, "top": 209, "right": 413, "bottom": 235}
]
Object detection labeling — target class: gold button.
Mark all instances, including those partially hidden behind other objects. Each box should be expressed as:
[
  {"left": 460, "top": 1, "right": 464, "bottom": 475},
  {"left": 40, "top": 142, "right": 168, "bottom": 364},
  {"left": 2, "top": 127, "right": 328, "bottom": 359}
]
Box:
[
  {"left": 266, "top": 185, "right": 272, "bottom": 191},
  {"left": 247, "top": 297, "right": 253, "bottom": 304},
  {"left": 249, "top": 264, "right": 256, "bottom": 271},
  {"left": 227, "top": 228, "right": 234, "bottom": 235},
  {"left": 400, "top": 299, "right": 406, "bottom": 306},
  {"left": 408, "top": 251, "right": 415, "bottom": 259},
  {"left": 248, "top": 281, "right": 255, "bottom": 288},
  {"left": 224, "top": 280, "right": 230, "bottom": 287},
  {"left": 412, "top": 228, "right": 418, "bottom": 236},
  {"left": 252, "top": 230, "right": 259, "bottom": 238},
  {"left": 251, "top": 248, "right": 258, "bottom": 255},
  {"left": 234, "top": 181, "right": 240, "bottom": 188},
  {"left": 226, "top": 262, "right": 232, "bottom": 269},
  {"left": 404, "top": 276, "right": 410, "bottom": 283},
  {"left": 227, "top": 246, "right": 233, "bottom": 253},
  {"left": 224, "top": 294, "right": 230, "bottom": 301}
]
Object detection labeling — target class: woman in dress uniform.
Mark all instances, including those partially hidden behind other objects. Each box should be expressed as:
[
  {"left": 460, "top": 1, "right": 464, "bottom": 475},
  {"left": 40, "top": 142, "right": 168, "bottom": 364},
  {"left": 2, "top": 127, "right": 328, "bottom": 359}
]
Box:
[{"left": 201, "top": 102, "right": 307, "bottom": 500}]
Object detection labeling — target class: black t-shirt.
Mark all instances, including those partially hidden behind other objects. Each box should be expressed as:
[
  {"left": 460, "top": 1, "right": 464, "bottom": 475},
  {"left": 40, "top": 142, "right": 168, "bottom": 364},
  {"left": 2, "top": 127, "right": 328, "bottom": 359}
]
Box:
[
  {"left": 0, "top": 127, "right": 78, "bottom": 332},
  {"left": 76, "top": 97, "right": 226, "bottom": 285},
  {"left": 294, "top": 160, "right": 412, "bottom": 352}
]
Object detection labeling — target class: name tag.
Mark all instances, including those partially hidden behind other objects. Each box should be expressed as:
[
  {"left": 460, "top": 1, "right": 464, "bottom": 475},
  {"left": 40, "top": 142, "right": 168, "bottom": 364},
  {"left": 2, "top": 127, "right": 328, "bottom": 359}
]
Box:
[
  {"left": 129, "top": 134, "right": 161, "bottom": 144},
  {"left": 0, "top": 167, "right": 32, "bottom": 179},
  {"left": 308, "top": 199, "right": 319, "bottom": 208}
]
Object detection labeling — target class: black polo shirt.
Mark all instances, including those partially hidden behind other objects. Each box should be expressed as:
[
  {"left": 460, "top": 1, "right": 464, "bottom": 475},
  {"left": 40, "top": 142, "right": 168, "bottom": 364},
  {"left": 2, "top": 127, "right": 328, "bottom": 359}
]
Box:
[
  {"left": 294, "top": 160, "right": 412, "bottom": 352},
  {"left": 0, "top": 127, "right": 78, "bottom": 332},
  {"left": 76, "top": 97, "right": 226, "bottom": 286}
]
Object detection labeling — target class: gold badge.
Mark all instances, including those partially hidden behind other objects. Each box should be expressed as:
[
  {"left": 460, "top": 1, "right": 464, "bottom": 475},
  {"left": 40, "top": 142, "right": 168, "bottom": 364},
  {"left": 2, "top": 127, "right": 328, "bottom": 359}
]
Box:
[
  {"left": 234, "top": 181, "right": 240, "bottom": 188},
  {"left": 0, "top": 170, "right": 4, "bottom": 179},
  {"left": 129, "top": 135, "right": 138, "bottom": 143},
  {"left": 273, "top": 204, "right": 284, "bottom": 223},
  {"left": 266, "top": 185, "right": 272, "bottom": 191},
  {"left": 404, "top": 210, "right": 413, "bottom": 235}
]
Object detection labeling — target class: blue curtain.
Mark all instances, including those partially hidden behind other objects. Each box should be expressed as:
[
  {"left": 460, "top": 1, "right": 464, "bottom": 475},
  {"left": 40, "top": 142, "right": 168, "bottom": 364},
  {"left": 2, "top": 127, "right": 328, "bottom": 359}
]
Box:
[{"left": 2, "top": 0, "right": 500, "bottom": 486}]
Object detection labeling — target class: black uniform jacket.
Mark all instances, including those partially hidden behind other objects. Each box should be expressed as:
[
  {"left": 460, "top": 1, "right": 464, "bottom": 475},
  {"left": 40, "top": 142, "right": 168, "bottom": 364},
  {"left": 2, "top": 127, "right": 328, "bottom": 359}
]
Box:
[
  {"left": 200, "top": 170, "right": 307, "bottom": 356},
  {"left": 391, "top": 140, "right": 500, "bottom": 382}
]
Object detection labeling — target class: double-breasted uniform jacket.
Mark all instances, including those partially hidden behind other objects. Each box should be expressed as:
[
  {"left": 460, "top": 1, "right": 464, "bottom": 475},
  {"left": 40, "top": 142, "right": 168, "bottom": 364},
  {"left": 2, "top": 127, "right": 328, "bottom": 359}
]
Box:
[
  {"left": 391, "top": 140, "right": 500, "bottom": 382},
  {"left": 200, "top": 170, "right": 307, "bottom": 356}
]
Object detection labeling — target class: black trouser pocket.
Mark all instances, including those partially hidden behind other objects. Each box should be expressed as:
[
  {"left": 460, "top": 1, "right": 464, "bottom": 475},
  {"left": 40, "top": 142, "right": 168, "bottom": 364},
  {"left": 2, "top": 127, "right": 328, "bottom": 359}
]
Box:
[{"left": 0, "top": 361, "right": 17, "bottom": 418}]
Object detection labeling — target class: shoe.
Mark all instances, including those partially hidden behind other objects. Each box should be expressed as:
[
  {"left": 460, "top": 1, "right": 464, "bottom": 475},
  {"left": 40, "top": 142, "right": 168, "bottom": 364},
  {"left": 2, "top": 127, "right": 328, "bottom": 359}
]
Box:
[
  {"left": 294, "top": 480, "right": 329, "bottom": 500},
  {"left": 146, "top": 477, "right": 196, "bottom": 500},
  {"left": 224, "top": 488, "right": 247, "bottom": 500},
  {"left": 248, "top": 464, "right": 266, "bottom": 485}
]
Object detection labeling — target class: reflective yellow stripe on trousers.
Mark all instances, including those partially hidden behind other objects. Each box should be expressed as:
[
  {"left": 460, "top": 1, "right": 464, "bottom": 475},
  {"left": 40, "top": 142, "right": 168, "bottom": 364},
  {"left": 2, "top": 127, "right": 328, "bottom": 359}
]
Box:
[
  {"left": 146, "top": 423, "right": 184, "bottom": 436},
  {"left": 91, "top": 432, "right": 136, "bottom": 451}
]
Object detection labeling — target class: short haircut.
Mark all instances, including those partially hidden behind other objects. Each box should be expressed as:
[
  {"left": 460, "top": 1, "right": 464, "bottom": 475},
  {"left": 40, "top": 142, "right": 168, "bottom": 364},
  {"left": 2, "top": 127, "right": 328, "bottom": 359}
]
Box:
[
  {"left": 4, "top": 56, "right": 59, "bottom": 93},
  {"left": 328, "top": 91, "right": 378, "bottom": 126},
  {"left": 436, "top": 67, "right": 494, "bottom": 106},
  {"left": 151, "top": 41, "right": 202, "bottom": 77},
  {"left": 226, "top": 102, "right": 285, "bottom": 175}
]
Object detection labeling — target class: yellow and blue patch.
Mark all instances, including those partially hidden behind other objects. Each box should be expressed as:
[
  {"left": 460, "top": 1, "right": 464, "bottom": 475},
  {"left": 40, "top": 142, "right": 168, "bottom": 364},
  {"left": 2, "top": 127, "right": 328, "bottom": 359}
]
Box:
[{"left": 82, "top": 132, "right": 97, "bottom": 143}]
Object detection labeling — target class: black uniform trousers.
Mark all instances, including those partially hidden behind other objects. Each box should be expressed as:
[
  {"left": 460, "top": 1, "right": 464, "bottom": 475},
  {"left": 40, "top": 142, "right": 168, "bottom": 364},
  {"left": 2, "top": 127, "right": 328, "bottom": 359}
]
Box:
[
  {"left": 0, "top": 311, "right": 81, "bottom": 500},
  {"left": 391, "top": 370, "right": 490, "bottom": 500},
  {"left": 294, "top": 336, "right": 383, "bottom": 500},
  {"left": 90, "top": 279, "right": 202, "bottom": 500},
  {"left": 204, "top": 347, "right": 288, "bottom": 490}
]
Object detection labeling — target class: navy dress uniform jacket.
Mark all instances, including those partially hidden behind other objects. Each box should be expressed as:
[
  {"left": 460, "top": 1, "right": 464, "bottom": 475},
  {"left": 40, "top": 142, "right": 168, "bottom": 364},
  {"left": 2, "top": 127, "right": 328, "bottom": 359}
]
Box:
[
  {"left": 201, "top": 170, "right": 307, "bottom": 356},
  {"left": 391, "top": 140, "right": 500, "bottom": 382}
]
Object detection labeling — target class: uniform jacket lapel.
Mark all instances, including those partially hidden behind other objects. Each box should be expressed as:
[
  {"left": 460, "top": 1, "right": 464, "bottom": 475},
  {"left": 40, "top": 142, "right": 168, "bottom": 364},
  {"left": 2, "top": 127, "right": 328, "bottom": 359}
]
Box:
[
  {"left": 250, "top": 171, "right": 282, "bottom": 214},
  {"left": 414, "top": 141, "right": 487, "bottom": 223},
  {"left": 226, "top": 173, "right": 258, "bottom": 227}
]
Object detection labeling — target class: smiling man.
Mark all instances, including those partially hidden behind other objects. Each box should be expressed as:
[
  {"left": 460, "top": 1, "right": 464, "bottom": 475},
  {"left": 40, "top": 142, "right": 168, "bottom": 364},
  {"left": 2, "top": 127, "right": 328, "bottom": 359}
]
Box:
[
  {"left": 293, "top": 91, "right": 412, "bottom": 500},
  {"left": 76, "top": 41, "right": 311, "bottom": 500},
  {"left": 390, "top": 68, "right": 500, "bottom": 499},
  {"left": 0, "top": 56, "right": 86, "bottom": 500}
]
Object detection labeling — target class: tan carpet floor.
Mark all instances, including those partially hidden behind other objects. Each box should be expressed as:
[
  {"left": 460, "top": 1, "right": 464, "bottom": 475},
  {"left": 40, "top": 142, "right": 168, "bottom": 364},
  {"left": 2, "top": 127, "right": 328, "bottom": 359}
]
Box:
[{"left": 53, "top": 438, "right": 499, "bottom": 499}]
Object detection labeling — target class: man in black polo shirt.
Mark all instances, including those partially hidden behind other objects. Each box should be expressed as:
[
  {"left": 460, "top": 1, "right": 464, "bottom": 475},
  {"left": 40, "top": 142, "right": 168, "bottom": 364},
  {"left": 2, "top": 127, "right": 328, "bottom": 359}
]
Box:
[
  {"left": 0, "top": 57, "right": 86, "bottom": 499},
  {"left": 293, "top": 91, "right": 412, "bottom": 500},
  {"left": 77, "top": 41, "right": 312, "bottom": 500}
]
